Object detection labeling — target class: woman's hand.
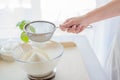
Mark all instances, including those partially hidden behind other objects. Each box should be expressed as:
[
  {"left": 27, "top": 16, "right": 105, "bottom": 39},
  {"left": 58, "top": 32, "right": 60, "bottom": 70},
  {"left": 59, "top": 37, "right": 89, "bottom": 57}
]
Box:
[{"left": 60, "top": 16, "right": 90, "bottom": 33}]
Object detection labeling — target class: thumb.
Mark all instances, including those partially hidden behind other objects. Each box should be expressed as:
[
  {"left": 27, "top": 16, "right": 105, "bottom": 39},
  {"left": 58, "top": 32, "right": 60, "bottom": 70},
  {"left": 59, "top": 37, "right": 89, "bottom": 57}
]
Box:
[{"left": 61, "top": 19, "right": 74, "bottom": 28}]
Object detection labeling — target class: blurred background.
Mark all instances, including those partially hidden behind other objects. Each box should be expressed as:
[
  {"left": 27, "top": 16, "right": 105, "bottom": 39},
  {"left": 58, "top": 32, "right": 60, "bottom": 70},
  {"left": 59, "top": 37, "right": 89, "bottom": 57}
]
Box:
[{"left": 0, "top": 0, "right": 96, "bottom": 44}]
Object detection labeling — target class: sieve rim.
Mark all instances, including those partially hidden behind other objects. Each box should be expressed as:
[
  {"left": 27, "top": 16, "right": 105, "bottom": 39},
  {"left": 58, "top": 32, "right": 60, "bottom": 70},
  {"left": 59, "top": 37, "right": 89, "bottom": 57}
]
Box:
[{"left": 24, "top": 20, "right": 56, "bottom": 35}]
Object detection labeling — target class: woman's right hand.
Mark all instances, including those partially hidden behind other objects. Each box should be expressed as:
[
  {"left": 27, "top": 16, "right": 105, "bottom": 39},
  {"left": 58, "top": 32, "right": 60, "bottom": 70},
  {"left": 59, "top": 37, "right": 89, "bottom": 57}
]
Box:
[{"left": 60, "top": 16, "right": 90, "bottom": 33}]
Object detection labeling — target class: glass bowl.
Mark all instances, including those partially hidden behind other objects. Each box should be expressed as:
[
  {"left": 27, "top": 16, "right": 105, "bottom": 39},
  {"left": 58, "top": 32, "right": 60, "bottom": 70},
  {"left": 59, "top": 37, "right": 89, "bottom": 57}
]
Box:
[
  {"left": 0, "top": 39, "right": 20, "bottom": 62},
  {"left": 13, "top": 41, "right": 63, "bottom": 80}
]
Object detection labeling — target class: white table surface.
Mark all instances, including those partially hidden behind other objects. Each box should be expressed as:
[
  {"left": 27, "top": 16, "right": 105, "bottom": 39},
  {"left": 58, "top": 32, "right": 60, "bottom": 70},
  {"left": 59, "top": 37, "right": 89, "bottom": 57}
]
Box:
[
  {"left": 52, "top": 35, "right": 108, "bottom": 80},
  {"left": 0, "top": 47, "right": 90, "bottom": 80},
  {"left": 0, "top": 35, "right": 108, "bottom": 80},
  {"left": 75, "top": 36, "right": 108, "bottom": 80}
]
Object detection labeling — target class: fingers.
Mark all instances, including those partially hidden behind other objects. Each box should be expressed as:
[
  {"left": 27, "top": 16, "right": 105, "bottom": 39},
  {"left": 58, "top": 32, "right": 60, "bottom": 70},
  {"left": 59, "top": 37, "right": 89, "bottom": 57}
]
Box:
[
  {"left": 59, "top": 17, "right": 87, "bottom": 33},
  {"left": 60, "top": 23, "right": 86, "bottom": 33},
  {"left": 60, "top": 19, "right": 74, "bottom": 31},
  {"left": 75, "top": 25, "right": 86, "bottom": 33},
  {"left": 67, "top": 25, "right": 77, "bottom": 33},
  {"left": 67, "top": 25, "right": 85, "bottom": 33}
]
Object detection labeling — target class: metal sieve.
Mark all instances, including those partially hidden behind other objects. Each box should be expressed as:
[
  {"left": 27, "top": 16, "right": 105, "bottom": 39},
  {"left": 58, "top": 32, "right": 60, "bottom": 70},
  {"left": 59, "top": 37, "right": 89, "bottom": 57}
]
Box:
[
  {"left": 24, "top": 21, "right": 57, "bottom": 42},
  {"left": 24, "top": 20, "right": 93, "bottom": 42}
]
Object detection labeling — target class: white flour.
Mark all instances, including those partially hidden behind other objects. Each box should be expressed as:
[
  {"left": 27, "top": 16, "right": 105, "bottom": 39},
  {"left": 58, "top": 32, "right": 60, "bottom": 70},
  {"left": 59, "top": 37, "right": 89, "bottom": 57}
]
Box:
[{"left": 17, "top": 42, "right": 62, "bottom": 77}]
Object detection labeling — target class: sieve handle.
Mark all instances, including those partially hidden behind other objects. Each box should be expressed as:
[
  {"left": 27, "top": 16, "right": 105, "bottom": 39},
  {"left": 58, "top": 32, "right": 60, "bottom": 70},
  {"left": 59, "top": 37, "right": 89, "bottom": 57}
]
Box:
[
  {"left": 56, "top": 25, "right": 93, "bottom": 29},
  {"left": 86, "top": 25, "right": 93, "bottom": 29}
]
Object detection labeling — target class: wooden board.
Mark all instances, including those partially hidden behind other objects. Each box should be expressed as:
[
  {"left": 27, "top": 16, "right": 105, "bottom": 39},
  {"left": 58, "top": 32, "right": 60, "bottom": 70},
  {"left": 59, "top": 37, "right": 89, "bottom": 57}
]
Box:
[{"left": 0, "top": 47, "right": 90, "bottom": 80}]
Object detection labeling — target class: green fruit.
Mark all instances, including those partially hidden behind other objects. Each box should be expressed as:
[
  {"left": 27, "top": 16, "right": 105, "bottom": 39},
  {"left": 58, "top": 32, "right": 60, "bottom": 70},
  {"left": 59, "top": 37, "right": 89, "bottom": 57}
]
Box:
[
  {"left": 20, "top": 31, "right": 29, "bottom": 42},
  {"left": 16, "top": 20, "right": 29, "bottom": 30},
  {"left": 16, "top": 20, "right": 36, "bottom": 43}
]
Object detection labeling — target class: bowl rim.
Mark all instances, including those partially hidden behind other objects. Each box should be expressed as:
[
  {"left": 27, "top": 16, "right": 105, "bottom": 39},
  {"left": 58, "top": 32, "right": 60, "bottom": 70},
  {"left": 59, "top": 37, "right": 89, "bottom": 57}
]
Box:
[{"left": 13, "top": 41, "right": 64, "bottom": 64}]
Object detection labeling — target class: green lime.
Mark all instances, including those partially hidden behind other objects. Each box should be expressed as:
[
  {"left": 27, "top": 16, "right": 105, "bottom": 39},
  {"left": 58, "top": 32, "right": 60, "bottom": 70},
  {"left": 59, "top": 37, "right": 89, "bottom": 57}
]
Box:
[
  {"left": 16, "top": 20, "right": 30, "bottom": 30},
  {"left": 20, "top": 31, "right": 29, "bottom": 42}
]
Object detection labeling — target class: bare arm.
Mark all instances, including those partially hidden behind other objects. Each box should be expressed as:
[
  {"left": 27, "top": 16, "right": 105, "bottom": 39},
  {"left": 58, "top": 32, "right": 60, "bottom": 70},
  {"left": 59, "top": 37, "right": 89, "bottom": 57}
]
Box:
[
  {"left": 60, "top": 0, "right": 120, "bottom": 33},
  {"left": 85, "top": 0, "right": 120, "bottom": 24}
]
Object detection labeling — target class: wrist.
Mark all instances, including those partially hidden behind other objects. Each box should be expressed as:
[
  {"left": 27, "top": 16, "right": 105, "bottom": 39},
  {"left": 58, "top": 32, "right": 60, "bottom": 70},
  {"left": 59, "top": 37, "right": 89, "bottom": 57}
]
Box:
[
  {"left": 77, "top": 15, "right": 92, "bottom": 27},
  {"left": 82, "top": 14, "right": 93, "bottom": 25}
]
